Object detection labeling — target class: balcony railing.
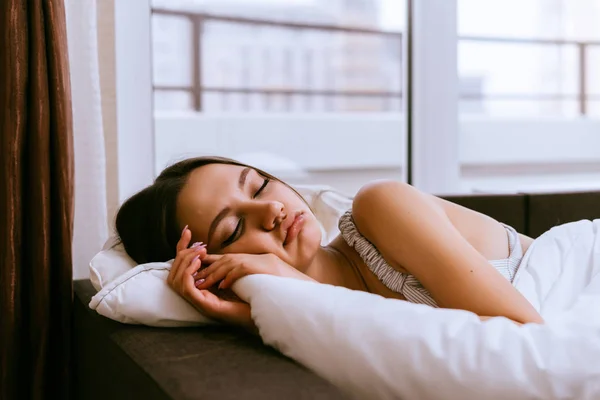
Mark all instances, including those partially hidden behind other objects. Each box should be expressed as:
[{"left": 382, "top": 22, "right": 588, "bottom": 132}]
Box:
[{"left": 152, "top": 8, "right": 600, "bottom": 115}]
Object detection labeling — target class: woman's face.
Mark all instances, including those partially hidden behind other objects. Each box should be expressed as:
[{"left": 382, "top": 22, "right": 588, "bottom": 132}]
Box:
[{"left": 176, "top": 163, "right": 322, "bottom": 271}]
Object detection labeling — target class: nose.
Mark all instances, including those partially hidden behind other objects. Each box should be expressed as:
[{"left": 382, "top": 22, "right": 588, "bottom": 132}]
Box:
[{"left": 258, "top": 200, "right": 286, "bottom": 231}]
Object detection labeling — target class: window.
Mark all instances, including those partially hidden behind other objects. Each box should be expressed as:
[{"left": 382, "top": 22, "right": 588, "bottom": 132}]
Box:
[
  {"left": 113, "top": 0, "right": 600, "bottom": 201},
  {"left": 457, "top": 0, "right": 600, "bottom": 195},
  {"left": 458, "top": 0, "right": 600, "bottom": 118},
  {"left": 149, "top": 0, "right": 408, "bottom": 196},
  {"left": 151, "top": 0, "right": 404, "bottom": 114}
]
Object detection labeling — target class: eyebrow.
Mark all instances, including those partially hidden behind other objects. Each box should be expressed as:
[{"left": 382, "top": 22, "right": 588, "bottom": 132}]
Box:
[{"left": 207, "top": 167, "right": 251, "bottom": 247}]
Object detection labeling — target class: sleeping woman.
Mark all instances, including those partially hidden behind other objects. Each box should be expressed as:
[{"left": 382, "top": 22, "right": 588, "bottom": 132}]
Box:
[{"left": 115, "top": 156, "right": 544, "bottom": 333}]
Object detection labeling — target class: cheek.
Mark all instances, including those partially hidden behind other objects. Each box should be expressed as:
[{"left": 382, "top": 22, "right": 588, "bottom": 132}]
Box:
[
  {"left": 226, "top": 233, "right": 279, "bottom": 255},
  {"left": 275, "top": 185, "right": 306, "bottom": 209}
]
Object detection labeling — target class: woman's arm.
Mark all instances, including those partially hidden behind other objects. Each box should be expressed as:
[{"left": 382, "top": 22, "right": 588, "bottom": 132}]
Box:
[
  {"left": 480, "top": 316, "right": 523, "bottom": 326},
  {"left": 352, "top": 180, "right": 543, "bottom": 325}
]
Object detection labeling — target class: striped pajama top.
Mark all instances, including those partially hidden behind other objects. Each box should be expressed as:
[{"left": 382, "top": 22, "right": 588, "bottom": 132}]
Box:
[{"left": 338, "top": 210, "right": 524, "bottom": 308}]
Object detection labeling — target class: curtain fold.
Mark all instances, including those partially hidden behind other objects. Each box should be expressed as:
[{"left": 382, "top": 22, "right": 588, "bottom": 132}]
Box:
[{"left": 0, "top": 0, "right": 74, "bottom": 398}]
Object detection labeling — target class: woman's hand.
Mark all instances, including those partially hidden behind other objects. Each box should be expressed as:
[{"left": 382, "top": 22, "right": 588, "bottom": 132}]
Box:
[
  {"left": 166, "top": 226, "right": 257, "bottom": 334},
  {"left": 194, "top": 252, "right": 315, "bottom": 291}
]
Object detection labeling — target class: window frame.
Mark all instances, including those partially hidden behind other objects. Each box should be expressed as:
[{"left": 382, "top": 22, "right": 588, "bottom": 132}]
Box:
[{"left": 114, "top": 0, "right": 155, "bottom": 203}]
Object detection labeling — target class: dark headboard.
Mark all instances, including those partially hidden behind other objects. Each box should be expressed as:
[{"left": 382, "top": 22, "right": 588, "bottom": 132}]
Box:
[{"left": 442, "top": 190, "right": 600, "bottom": 238}]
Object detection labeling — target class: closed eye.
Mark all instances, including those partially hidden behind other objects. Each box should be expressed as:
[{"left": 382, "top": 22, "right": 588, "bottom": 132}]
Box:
[
  {"left": 253, "top": 177, "right": 269, "bottom": 198},
  {"left": 222, "top": 177, "right": 269, "bottom": 247},
  {"left": 222, "top": 218, "right": 244, "bottom": 248}
]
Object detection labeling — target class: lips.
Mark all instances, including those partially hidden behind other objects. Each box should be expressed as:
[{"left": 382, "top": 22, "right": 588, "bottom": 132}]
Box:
[{"left": 283, "top": 211, "right": 305, "bottom": 246}]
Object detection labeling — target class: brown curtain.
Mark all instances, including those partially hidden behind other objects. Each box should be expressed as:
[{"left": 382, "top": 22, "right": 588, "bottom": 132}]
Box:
[{"left": 0, "top": 0, "right": 74, "bottom": 399}]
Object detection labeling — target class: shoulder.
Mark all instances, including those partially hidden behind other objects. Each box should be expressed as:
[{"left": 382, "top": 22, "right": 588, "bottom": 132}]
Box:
[
  {"left": 351, "top": 180, "right": 448, "bottom": 237},
  {"left": 352, "top": 180, "right": 411, "bottom": 216},
  {"left": 353, "top": 180, "right": 408, "bottom": 205},
  {"left": 351, "top": 180, "right": 411, "bottom": 234}
]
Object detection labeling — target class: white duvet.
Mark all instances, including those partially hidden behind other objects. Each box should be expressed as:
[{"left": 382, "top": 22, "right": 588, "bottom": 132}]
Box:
[{"left": 233, "top": 219, "right": 600, "bottom": 400}]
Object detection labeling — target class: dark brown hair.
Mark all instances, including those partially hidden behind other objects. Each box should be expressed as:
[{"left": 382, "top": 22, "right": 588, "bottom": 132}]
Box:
[{"left": 115, "top": 156, "right": 306, "bottom": 264}]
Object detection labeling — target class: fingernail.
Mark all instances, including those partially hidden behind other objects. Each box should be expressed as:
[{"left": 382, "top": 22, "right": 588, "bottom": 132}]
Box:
[
  {"left": 192, "top": 271, "right": 199, "bottom": 278},
  {"left": 218, "top": 281, "right": 224, "bottom": 289},
  {"left": 192, "top": 255, "right": 200, "bottom": 262},
  {"left": 181, "top": 225, "right": 188, "bottom": 235},
  {"left": 195, "top": 278, "right": 205, "bottom": 287},
  {"left": 191, "top": 241, "right": 203, "bottom": 248}
]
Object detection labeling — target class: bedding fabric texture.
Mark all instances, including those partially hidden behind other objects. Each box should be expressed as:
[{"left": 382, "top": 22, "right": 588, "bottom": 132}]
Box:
[{"left": 231, "top": 219, "right": 600, "bottom": 400}]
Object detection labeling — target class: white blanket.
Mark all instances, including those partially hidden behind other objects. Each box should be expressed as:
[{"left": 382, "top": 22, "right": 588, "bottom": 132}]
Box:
[
  {"left": 233, "top": 220, "right": 600, "bottom": 400},
  {"left": 513, "top": 219, "right": 600, "bottom": 326}
]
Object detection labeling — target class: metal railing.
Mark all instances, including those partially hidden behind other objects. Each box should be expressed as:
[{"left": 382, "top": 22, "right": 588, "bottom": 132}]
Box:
[
  {"left": 460, "top": 35, "right": 600, "bottom": 115},
  {"left": 152, "top": 8, "right": 600, "bottom": 115}
]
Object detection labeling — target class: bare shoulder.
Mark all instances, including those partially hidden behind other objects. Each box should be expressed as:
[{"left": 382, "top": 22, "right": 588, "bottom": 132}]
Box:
[
  {"left": 352, "top": 180, "right": 435, "bottom": 223},
  {"left": 350, "top": 180, "right": 438, "bottom": 244},
  {"left": 352, "top": 180, "right": 396, "bottom": 226},
  {"left": 350, "top": 180, "right": 415, "bottom": 272},
  {"left": 351, "top": 180, "right": 524, "bottom": 261},
  {"left": 352, "top": 179, "right": 496, "bottom": 223},
  {"left": 352, "top": 180, "right": 413, "bottom": 215}
]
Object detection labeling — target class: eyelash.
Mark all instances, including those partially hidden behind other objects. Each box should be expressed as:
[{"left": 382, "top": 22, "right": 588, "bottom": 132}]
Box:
[
  {"left": 253, "top": 177, "right": 270, "bottom": 199},
  {"left": 223, "top": 177, "right": 270, "bottom": 247}
]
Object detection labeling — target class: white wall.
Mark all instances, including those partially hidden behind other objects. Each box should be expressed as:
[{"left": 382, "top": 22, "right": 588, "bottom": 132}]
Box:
[{"left": 154, "top": 113, "right": 600, "bottom": 196}]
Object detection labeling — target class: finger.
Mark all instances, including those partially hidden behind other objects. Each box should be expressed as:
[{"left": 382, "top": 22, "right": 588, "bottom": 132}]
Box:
[
  {"left": 185, "top": 251, "right": 206, "bottom": 286},
  {"left": 170, "top": 226, "right": 197, "bottom": 283},
  {"left": 176, "top": 225, "right": 192, "bottom": 253},
  {"left": 201, "top": 253, "right": 223, "bottom": 265},
  {"left": 194, "top": 256, "right": 227, "bottom": 279},
  {"left": 175, "top": 245, "right": 206, "bottom": 284},
  {"left": 196, "top": 262, "right": 233, "bottom": 289},
  {"left": 182, "top": 256, "right": 202, "bottom": 286},
  {"left": 219, "top": 267, "right": 248, "bottom": 289},
  {"left": 196, "top": 260, "right": 235, "bottom": 289},
  {"left": 173, "top": 245, "right": 205, "bottom": 287},
  {"left": 168, "top": 243, "right": 204, "bottom": 283},
  {"left": 185, "top": 250, "right": 205, "bottom": 275}
]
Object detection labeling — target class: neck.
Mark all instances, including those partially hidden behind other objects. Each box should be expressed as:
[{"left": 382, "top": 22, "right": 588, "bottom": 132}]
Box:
[{"left": 305, "top": 236, "right": 367, "bottom": 292}]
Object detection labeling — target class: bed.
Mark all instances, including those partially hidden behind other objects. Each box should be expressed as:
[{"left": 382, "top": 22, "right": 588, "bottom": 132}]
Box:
[{"left": 73, "top": 189, "right": 600, "bottom": 399}]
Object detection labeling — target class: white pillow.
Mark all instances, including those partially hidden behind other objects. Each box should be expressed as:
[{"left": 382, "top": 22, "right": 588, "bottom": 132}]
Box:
[
  {"left": 89, "top": 235, "right": 136, "bottom": 291},
  {"left": 89, "top": 261, "right": 215, "bottom": 326},
  {"left": 293, "top": 184, "right": 353, "bottom": 245},
  {"left": 232, "top": 274, "right": 600, "bottom": 400},
  {"left": 88, "top": 184, "right": 352, "bottom": 326}
]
